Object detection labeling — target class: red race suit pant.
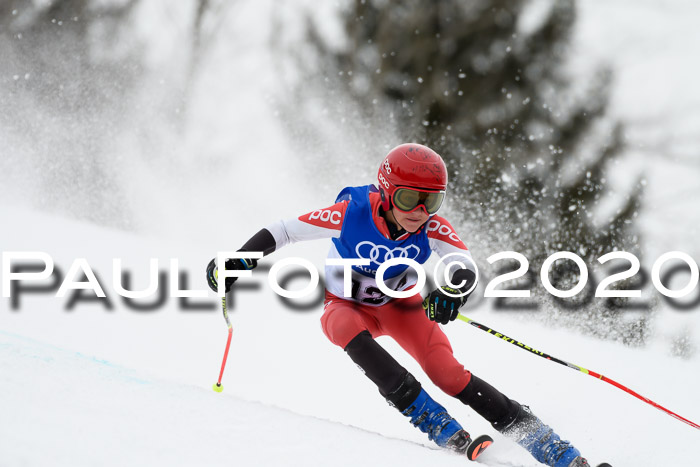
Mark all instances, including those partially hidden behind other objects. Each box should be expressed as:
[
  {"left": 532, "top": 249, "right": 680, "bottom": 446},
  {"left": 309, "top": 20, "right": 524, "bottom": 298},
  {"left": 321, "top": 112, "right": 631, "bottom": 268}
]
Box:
[{"left": 321, "top": 291, "right": 472, "bottom": 396}]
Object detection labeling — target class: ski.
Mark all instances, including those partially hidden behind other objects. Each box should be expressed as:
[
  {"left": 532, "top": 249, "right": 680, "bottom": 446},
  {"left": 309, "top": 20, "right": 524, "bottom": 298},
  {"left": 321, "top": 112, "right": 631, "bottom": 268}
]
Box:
[{"left": 466, "top": 434, "right": 493, "bottom": 461}]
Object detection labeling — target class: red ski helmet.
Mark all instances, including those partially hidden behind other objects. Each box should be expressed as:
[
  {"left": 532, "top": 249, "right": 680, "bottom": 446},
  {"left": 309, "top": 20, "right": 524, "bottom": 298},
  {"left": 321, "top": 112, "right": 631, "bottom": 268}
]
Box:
[{"left": 377, "top": 143, "right": 448, "bottom": 213}]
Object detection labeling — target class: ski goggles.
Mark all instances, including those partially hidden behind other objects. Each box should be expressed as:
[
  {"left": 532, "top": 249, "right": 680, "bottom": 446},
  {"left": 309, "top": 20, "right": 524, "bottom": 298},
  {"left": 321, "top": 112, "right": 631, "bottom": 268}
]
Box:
[{"left": 392, "top": 187, "right": 445, "bottom": 215}]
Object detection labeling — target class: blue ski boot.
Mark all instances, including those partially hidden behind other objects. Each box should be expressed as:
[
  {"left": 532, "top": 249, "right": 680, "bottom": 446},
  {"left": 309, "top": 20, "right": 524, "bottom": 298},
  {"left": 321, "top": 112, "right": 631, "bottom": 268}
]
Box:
[
  {"left": 402, "top": 387, "right": 471, "bottom": 451},
  {"left": 386, "top": 373, "right": 471, "bottom": 452},
  {"left": 500, "top": 406, "right": 590, "bottom": 467}
]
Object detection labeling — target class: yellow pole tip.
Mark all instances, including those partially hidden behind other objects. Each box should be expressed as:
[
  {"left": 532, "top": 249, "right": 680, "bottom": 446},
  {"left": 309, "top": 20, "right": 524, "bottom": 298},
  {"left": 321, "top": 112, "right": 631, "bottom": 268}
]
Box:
[{"left": 212, "top": 383, "right": 224, "bottom": 393}]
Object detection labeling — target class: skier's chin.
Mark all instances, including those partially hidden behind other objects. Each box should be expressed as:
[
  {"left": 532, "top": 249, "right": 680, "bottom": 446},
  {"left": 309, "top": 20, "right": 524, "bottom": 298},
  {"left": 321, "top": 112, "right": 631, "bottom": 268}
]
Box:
[{"left": 401, "top": 219, "right": 426, "bottom": 233}]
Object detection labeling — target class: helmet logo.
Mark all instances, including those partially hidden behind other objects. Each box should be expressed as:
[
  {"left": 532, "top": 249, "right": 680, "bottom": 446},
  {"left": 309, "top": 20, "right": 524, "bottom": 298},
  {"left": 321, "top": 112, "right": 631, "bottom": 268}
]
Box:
[
  {"left": 378, "top": 172, "right": 390, "bottom": 189},
  {"left": 383, "top": 159, "right": 392, "bottom": 174}
]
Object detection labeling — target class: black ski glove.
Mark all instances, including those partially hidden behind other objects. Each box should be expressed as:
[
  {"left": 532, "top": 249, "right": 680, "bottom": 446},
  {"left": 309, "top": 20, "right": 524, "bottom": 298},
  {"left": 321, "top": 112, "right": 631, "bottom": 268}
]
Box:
[
  {"left": 206, "top": 257, "right": 258, "bottom": 293},
  {"left": 423, "top": 286, "right": 469, "bottom": 325}
]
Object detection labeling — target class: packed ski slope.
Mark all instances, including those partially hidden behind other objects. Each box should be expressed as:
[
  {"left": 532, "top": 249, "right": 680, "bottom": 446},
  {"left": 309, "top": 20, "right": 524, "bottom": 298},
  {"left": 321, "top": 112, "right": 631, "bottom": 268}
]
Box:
[
  {"left": 0, "top": 330, "right": 468, "bottom": 467},
  {"left": 1, "top": 206, "right": 698, "bottom": 467}
]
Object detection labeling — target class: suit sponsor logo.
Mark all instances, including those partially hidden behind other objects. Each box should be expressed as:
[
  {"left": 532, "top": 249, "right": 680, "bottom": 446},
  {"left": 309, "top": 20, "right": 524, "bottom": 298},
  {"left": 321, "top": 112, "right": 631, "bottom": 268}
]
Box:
[
  {"left": 309, "top": 209, "right": 342, "bottom": 225},
  {"left": 426, "top": 219, "right": 461, "bottom": 243},
  {"left": 355, "top": 241, "right": 421, "bottom": 263}
]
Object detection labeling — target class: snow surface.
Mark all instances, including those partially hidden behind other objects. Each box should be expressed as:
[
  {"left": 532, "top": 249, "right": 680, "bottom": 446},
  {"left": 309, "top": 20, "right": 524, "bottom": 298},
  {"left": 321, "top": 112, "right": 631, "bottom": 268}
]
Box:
[{"left": 0, "top": 331, "right": 468, "bottom": 467}]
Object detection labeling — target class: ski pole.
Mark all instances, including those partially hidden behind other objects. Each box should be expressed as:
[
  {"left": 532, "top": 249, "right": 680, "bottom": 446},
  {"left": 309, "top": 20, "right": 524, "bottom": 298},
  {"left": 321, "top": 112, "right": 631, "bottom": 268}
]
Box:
[
  {"left": 457, "top": 314, "right": 700, "bottom": 430},
  {"left": 213, "top": 295, "right": 232, "bottom": 393}
]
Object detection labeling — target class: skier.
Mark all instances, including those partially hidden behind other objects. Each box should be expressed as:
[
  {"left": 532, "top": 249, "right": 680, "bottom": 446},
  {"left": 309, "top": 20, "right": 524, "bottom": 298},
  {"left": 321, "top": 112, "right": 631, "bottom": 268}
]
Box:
[{"left": 206, "top": 144, "right": 592, "bottom": 466}]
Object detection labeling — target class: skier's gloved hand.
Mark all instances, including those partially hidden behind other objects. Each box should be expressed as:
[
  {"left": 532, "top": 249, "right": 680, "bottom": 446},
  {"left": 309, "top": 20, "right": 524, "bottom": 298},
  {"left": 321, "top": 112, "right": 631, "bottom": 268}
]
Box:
[
  {"left": 206, "top": 257, "right": 258, "bottom": 293},
  {"left": 423, "top": 286, "right": 469, "bottom": 325}
]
